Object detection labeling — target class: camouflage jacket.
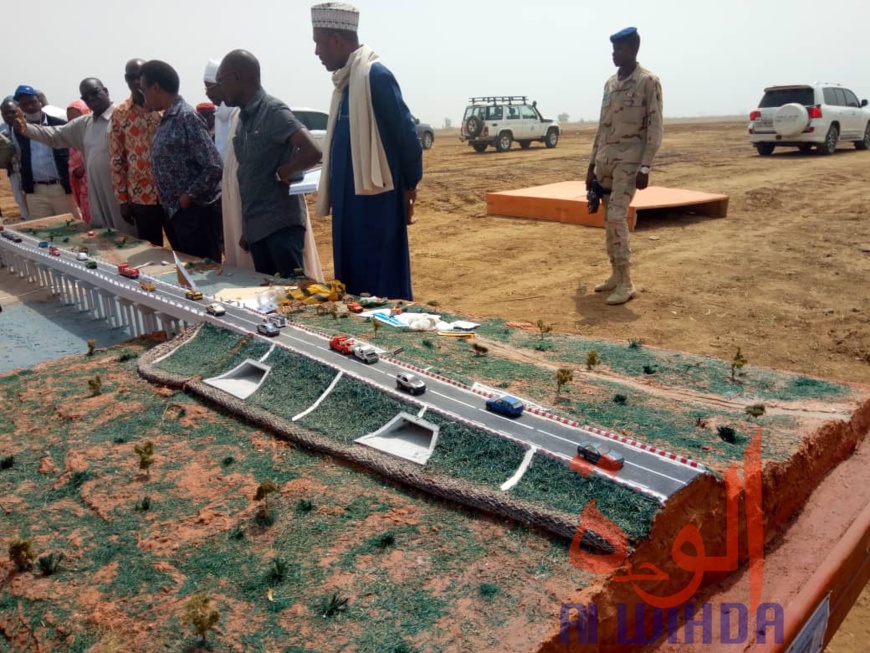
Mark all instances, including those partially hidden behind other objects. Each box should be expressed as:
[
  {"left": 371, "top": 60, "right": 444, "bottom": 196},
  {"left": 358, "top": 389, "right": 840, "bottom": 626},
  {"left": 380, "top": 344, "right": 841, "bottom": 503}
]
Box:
[{"left": 590, "top": 64, "right": 663, "bottom": 167}]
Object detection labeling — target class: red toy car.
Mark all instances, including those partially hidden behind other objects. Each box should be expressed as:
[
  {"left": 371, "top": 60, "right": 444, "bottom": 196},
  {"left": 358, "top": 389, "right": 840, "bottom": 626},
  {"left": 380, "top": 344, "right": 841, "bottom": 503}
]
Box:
[
  {"left": 329, "top": 334, "right": 355, "bottom": 354},
  {"left": 117, "top": 264, "right": 140, "bottom": 279},
  {"left": 347, "top": 302, "right": 364, "bottom": 314},
  {"left": 49, "top": 246, "right": 60, "bottom": 256}
]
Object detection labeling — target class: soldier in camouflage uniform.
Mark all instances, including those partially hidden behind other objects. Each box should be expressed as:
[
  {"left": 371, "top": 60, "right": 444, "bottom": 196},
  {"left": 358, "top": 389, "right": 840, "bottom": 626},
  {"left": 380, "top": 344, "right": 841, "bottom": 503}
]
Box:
[{"left": 586, "top": 27, "right": 663, "bottom": 305}]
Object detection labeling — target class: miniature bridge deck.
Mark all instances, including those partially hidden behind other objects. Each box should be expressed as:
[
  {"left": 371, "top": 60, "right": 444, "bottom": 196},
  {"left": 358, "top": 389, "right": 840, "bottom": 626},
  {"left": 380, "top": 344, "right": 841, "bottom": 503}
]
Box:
[{"left": 486, "top": 182, "right": 729, "bottom": 230}]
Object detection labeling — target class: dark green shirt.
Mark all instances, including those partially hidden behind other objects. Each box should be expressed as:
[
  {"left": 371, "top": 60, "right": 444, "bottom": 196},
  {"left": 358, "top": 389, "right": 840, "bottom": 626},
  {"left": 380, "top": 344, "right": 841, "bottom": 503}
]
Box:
[{"left": 234, "top": 88, "right": 305, "bottom": 243}]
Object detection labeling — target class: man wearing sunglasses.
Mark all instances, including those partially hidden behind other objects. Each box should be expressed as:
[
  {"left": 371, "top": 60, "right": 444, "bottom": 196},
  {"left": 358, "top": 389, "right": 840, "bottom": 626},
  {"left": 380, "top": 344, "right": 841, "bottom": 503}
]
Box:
[{"left": 14, "top": 78, "right": 129, "bottom": 233}]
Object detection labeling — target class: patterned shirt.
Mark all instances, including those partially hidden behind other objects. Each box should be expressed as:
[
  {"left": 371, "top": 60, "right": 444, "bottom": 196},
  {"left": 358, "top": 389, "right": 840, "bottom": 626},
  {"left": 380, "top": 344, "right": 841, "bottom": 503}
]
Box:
[
  {"left": 590, "top": 64, "right": 663, "bottom": 167},
  {"left": 150, "top": 96, "right": 222, "bottom": 219},
  {"left": 109, "top": 98, "right": 161, "bottom": 206}
]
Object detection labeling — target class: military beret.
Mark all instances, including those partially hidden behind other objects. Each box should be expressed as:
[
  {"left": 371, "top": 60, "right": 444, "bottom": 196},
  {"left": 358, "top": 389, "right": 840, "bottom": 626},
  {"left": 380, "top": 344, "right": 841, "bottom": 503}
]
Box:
[{"left": 610, "top": 27, "right": 638, "bottom": 43}]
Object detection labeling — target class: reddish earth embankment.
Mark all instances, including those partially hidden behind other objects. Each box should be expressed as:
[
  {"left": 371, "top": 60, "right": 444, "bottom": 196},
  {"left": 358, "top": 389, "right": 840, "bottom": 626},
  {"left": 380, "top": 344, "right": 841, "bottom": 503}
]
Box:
[{"left": 537, "top": 395, "right": 870, "bottom": 653}]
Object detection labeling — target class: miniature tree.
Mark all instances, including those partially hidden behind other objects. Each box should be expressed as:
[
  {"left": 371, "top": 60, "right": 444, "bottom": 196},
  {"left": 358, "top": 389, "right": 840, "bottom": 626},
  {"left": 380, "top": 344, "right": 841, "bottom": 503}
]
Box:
[
  {"left": 536, "top": 319, "right": 554, "bottom": 341},
  {"left": 628, "top": 339, "right": 643, "bottom": 349},
  {"left": 9, "top": 539, "right": 36, "bottom": 571},
  {"left": 86, "top": 339, "right": 97, "bottom": 356},
  {"left": 330, "top": 304, "right": 339, "bottom": 321},
  {"left": 746, "top": 404, "right": 766, "bottom": 418},
  {"left": 133, "top": 441, "right": 155, "bottom": 478},
  {"left": 372, "top": 317, "right": 382, "bottom": 339},
  {"left": 254, "top": 479, "right": 280, "bottom": 525},
  {"left": 183, "top": 593, "right": 220, "bottom": 647},
  {"left": 472, "top": 343, "right": 489, "bottom": 357},
  {"left": 731, "top": 347, "right": 748, "bottom": 381},
  {"left": 586, "top": 350, "right": 602, "bottom": 371},
  {"left": 88, "top": 374, "right": 103, "bottom": 397},
  {"left": 556, "top": 368, "right": 574, "bottom": 396}
]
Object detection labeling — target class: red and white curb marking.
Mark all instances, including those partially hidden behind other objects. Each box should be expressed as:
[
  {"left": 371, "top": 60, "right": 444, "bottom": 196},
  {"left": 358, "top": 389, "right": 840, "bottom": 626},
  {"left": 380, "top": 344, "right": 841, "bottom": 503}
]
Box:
[
  {"left": 581, "top": 426, "right": 706, "bottom": 471},
  {"left": 280, "top": 322, "right": 705, "bottom": 477}
]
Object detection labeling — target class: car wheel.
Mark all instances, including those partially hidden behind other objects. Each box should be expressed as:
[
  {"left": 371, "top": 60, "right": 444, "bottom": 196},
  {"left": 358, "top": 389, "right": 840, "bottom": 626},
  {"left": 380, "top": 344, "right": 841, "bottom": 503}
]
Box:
[
  {"left": 798, "top": 144, "right": 814, "bottom": 154},
  {"left": 755, "top": 143, "right": 775, "bottom": 156},
  {"left": 820, "top": 125, "right": 839, "bottom": 155},
  {"left": 545, "top": 128, "right": 559, "bottom": 148},
  {"left": 855, "top": 123, "right": 870, "bottom": 151},
  {"left": 421, "top": 132, "right": 433, "bottom": 150},
  {"left": 495, "top": 132, "right": 513, "bottom": 152},
  {"left": 472, "top": 143, "right": 488, "bottom": 153},
  {"left": 465, "top": 115, "right": 483, "bottom": 138},
  {"left": 519, "top": 140, "right": 532, "bottom": 150}
]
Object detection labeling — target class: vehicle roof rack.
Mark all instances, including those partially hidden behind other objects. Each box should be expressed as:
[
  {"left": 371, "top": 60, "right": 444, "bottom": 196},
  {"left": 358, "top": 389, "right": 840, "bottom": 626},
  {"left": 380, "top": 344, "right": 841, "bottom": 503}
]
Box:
[{"left": 468, "top": 96, "right": 529, "bottom": 105}]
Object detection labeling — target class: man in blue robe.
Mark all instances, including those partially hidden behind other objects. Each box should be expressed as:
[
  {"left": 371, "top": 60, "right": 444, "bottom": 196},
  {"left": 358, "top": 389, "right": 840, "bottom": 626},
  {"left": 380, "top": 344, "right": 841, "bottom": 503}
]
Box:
[{"left": 312, "top": 2, "right": 423, "bottom": 300}]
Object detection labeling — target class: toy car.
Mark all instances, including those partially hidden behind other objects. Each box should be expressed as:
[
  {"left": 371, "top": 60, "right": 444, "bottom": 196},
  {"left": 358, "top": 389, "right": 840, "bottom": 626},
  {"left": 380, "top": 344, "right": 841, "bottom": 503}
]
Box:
[
  {"left": 49, "top": 246, "right": 60, "bottom": 256},
  {"left": 38, "top": 241, "right": 49, "bottom": 248},
  {"left": 12, "top": 235, "right": 22, "bottom": 243},
  {"left": 268, "top": 314, "right": 287, "bottom": 328},
  {"left": 257, "top": 322, "right": 280, "bottom": 337},
  {"left": 139, "top": 280, "right": 157, "bottom": 292},
  {"left": 117, "top": 264, "right": 140, "bottom": 279},
  {"left": 77, "top": 252, "right": 89, "bottom": 261},
  {"left": 185, "top": 289, "right": 204, "bottom": 301},
  {"left": 396, "top": 372, "right": 426, "bottom": 395},
  {"left": 85, "top": 260, "right": 98, "bottom": 270},
  {"left": 576, "top": 441, "right": 625, "bottom": 471},
  {"left": 347, "top": 302, "right": 364, "bottom": 314},
  {"left": 206, "top": 303, "right": 226, "bottom": 316},
  {"left": 485, "top": 395, "right": 525, "bottom": 418},
  {"left": 352, "top": 343, "right": 379, "bottom": 364},
  {"left": 329, "top": 334, "right": 355, "bottom": 354}
]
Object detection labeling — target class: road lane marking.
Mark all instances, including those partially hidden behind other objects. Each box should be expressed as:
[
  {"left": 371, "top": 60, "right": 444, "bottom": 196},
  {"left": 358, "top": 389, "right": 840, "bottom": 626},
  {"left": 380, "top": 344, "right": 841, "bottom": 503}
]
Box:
[
  {"left": 431, "top": 391, "right": 476, "bottom": 409},
  {"left": 624, "top": 461, "right": 687, "bottom": 487},
  {"left": 483, "top": 411, "right": 534, "bottom": 429}
]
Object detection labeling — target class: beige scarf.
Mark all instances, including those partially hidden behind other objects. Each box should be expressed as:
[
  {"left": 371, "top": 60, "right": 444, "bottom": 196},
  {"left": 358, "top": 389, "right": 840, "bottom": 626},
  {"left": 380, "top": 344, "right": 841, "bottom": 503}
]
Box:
[{"left": 315, "top": 45, "right": 394, "bottom": 217}]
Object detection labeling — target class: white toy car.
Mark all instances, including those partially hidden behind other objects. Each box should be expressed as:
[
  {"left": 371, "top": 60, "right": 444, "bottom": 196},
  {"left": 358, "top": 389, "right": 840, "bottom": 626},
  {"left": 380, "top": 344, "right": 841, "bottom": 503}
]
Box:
[{"left": 206, "top": 303, "right": 226, "bottom": 316}]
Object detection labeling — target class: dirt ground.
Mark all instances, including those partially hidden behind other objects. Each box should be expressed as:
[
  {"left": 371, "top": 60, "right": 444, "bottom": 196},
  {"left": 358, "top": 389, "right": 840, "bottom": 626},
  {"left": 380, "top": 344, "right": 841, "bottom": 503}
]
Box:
[{"left": 1, "top": 118, "right": 867, "bottom": 649}]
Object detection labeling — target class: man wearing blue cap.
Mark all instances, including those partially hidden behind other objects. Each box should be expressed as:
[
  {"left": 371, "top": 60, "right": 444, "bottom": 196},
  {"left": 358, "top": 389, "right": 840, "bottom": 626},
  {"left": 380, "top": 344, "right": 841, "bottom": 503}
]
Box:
[
  {"left": 586, "top": 27, "right": 663, "bottom": 305},
  {"left": 12, "top": 85, "right": 78, "bottom": 220}
]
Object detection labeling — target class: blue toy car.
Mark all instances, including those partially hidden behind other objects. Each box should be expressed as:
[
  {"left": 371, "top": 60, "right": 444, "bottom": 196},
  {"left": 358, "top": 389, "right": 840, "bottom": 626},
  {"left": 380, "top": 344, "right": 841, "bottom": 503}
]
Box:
[
  {"left": 485, "top": 394, "right": 525, "bottom": 418},
  {"left": 38, "top": 241, "right": 49, "bottom": 248}
]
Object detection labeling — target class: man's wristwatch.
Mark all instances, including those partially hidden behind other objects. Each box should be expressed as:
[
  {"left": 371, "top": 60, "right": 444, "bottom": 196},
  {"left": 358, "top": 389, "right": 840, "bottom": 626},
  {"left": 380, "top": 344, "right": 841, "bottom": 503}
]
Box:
[{"left": 639, "top": 165, "right": 651, "bottom": 175}]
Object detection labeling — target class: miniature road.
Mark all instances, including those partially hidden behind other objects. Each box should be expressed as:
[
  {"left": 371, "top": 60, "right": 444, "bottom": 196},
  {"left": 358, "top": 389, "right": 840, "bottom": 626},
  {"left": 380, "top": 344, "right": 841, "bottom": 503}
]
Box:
[{"left": 0, "top": 228, "right": 704, "bottom": 501}]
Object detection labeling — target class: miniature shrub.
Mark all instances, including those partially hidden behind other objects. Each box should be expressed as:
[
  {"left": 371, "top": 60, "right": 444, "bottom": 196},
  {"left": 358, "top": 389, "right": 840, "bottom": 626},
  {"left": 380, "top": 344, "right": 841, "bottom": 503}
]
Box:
[
  {"left": 9, "top": 539, "right": 36, "bottom": 571},
  {"left": 318, "top": 592, "right": 349, "bottom": 618},
  {"left": 717, "top": 426, "right": 738, "bottom": 443},
  {"left": 37, "top": 552, "right": 64, "bottom": 576}
]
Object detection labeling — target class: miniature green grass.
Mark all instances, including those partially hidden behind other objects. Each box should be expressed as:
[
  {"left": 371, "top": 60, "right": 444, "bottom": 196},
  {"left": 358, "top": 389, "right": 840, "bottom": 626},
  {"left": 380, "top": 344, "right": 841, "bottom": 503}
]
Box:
[{"left": 511, "top": 454, "right": 660, "bottom": 541}]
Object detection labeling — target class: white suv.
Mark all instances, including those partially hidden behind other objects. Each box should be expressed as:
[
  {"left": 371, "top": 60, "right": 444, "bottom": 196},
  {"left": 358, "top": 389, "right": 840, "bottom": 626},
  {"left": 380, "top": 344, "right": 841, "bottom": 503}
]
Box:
[
  {"left": 460, "top": 96, "right": 559, "bottom": 153},
  {"left": 748, "top": 83, "right": 870, "bottom": 155}
]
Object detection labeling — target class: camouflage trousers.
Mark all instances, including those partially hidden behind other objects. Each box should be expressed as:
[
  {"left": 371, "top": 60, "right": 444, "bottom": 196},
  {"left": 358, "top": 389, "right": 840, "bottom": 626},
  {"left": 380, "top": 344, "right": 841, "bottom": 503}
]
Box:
[{"left": 594, "top": 159, "right": 638, "bottom": 266}]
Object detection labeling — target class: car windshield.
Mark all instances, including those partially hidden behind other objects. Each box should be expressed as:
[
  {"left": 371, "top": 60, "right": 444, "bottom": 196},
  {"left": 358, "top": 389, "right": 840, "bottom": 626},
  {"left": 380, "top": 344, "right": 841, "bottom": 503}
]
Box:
[{"left": 759, "top": 88, "right": 814, "bottom": 108}]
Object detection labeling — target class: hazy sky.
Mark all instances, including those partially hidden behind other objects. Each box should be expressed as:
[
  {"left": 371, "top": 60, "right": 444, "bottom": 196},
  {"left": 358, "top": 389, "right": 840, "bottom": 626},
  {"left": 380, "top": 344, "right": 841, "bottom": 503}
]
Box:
[{"left": 4, "top": 0, "right": 869, "bottom": 126}]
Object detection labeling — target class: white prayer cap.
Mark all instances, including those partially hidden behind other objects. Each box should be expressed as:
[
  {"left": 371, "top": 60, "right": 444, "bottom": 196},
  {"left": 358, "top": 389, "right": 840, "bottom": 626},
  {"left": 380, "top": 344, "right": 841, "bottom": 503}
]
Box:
[
  {"left": 311, "top": 2, "right": 360, "bottom": 32},
  {"left": 203, "top": 59, "right": 221, "bottom": 83}
]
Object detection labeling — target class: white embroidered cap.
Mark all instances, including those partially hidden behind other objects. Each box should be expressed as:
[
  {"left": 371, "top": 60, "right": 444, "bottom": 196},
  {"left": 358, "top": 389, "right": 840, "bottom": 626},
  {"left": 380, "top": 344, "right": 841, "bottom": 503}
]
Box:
[
  {"left": 203, "top": 59, "right": 221, "bottom": 83},
  {"left": 311, "top": 2, "right": 360, "bottom": 32}
]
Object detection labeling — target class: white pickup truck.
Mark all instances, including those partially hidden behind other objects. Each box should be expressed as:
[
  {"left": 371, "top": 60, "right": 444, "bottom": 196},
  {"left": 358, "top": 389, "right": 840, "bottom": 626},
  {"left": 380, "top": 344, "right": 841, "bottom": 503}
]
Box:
[{"left": 351, "top": 343, "right": 379, "bottom": 365}]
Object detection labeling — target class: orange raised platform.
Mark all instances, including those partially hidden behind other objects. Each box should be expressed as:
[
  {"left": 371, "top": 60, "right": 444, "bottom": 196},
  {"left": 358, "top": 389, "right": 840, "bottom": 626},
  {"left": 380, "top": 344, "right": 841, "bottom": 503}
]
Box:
[{"left": 486, "top": 182, "right": 729, "bottom": 230}]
